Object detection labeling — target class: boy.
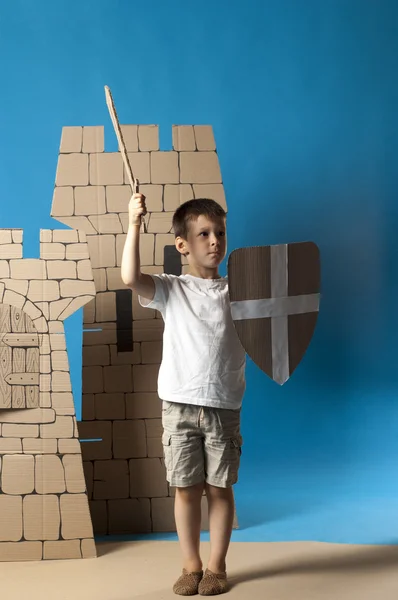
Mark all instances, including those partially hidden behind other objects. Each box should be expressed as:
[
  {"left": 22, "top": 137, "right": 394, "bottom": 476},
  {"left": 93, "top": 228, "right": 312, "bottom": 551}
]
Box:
[{"left": 121, "top": 193, "right": 246, "bottom": 596}]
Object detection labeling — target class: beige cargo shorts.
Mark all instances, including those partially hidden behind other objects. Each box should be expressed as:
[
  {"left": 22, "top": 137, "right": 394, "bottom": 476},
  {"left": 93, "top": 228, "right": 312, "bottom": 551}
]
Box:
[{"left": 161, "top": 400, "right": 243, "bottom": 488}]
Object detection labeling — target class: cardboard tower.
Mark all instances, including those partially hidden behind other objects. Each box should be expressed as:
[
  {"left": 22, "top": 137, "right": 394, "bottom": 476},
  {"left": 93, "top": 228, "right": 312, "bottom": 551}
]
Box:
[{"left": 51, "top": 124, "right": 237, "bottom": 536}]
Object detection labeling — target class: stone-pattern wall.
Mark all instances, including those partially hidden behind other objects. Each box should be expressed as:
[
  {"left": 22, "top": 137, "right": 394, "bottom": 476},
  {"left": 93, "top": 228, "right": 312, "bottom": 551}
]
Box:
[
  {"left": 0, "top": 229, "right": 96, "bottom": 561},
  {"left": 51, "top": 124, "right": 237, "bottom": 535}
]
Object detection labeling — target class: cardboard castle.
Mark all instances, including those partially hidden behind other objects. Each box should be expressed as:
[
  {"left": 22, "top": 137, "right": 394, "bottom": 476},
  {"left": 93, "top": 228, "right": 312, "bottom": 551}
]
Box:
[{"left": 0, "top": 124, "right": 236, "bottom": 561}]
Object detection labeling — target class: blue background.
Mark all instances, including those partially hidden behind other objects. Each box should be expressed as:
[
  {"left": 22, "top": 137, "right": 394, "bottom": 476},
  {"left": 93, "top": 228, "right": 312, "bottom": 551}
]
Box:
[{"left": 1, "top": 0, "right": 397, "bottom": 544}]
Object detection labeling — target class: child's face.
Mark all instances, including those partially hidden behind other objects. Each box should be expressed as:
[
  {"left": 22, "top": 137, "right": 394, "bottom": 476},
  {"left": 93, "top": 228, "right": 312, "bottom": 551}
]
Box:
[{"left": 176, "top": 215, "right": 227, "bottom": 270}]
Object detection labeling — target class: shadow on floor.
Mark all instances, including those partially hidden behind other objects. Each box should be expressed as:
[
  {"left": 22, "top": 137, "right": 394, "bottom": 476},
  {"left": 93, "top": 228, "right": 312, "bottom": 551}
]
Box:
[{"left": 228, "top": 544, "right": 398, "bottom": 589}]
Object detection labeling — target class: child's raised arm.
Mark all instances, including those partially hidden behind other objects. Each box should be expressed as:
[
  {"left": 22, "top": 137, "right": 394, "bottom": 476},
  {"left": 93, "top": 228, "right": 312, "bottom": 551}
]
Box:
[{"left": 121, "top": 193, "right": 155, "bottom": 301}]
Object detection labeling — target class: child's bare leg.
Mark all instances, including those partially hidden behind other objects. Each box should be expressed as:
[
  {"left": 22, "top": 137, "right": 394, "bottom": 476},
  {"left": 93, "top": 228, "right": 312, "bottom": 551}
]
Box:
[
  {"left": 205, "top": 483, "right": 234, "bottom": 573},
  {"left": 174, "top": 482, "right": 204, "bottom": 572}
]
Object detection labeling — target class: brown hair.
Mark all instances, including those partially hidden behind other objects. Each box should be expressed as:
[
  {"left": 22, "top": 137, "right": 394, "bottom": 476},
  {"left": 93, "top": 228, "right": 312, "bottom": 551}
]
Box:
[{"left": 172, "top": 198, "right": 226, "bottom": 239}]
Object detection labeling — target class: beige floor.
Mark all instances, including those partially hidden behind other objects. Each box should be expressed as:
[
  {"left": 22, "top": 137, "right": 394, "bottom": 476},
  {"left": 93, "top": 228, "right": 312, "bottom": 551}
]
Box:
[{"left": 1, "top": 540, "right": 397, "bottom": 599}]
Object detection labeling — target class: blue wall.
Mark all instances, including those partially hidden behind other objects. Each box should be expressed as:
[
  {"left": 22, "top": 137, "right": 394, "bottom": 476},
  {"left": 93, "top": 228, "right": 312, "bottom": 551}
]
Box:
[{"left": 1, "top": 0, "right": 397, "bottom": 544}]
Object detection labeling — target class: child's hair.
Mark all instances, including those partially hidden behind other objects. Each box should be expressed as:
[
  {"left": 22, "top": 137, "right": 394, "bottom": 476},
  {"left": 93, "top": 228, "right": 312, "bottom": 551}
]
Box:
[{"left": 172, "top": 198, "right": 226, "bottom": 239}]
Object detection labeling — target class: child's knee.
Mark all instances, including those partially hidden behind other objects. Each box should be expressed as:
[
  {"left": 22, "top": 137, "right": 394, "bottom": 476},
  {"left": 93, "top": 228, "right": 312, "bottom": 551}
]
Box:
[{"left": 176, "top": 482, "right": 204, "bottom": 498}]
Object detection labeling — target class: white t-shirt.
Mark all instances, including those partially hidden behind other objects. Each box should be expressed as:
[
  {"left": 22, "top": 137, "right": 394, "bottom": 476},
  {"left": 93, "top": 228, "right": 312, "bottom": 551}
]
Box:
[{"left": 138, "top": 273, "right": 246, "bottom": 410}]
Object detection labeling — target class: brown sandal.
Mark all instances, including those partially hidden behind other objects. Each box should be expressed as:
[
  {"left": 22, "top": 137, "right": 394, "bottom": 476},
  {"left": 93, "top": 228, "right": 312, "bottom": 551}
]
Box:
[
  {"left": 173, "top": 569, "right": 204, "bottom": 596},
  {"left": 198, "top": 569, "right": 228, "bottom": 595}
]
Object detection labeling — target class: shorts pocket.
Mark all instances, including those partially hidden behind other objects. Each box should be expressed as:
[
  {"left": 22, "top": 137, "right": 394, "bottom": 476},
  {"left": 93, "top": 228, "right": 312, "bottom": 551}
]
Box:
[{"left": 162, "top": 432, "right": 173, "bottom": 471}]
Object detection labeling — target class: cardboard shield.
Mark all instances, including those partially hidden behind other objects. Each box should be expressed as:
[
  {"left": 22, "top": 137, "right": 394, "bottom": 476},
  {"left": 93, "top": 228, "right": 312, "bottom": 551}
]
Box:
[{"left": 227, "top": 241, "right": 320, "bottom": 384}]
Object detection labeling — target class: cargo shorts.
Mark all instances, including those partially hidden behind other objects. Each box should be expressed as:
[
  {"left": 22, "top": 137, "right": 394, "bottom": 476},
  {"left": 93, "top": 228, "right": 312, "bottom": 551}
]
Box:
[{"left": 161, "top": 400, "right": 243, "bottom": 488}]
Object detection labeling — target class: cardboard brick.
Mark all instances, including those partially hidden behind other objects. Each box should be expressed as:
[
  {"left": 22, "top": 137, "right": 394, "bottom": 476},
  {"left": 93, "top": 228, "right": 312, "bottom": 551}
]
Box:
[
  {"left": 124, "top": 152, "right": 150, "bottom": 184},
  {"left": 49, "top": 333, "right": 66, "bottom": 351},
  {"left": 110, "top": 343, "right": 141, "bottom": 366},
  {"left": 120, "top": 125, "right": 138, "bottom": 151},
  {"left": 56, "top": 154, "right": 89, "bottom": 186},
  {"left": 83, "top": 461, "right": 93, "bottom": 499},
  {"left": 0, "top": 495, "right": 23, "bottom": 541},
  {"left": 51, "top": 392, "right": 75, "bottom": 416},
  {"left": 23, "top": 495, "right": 60, "bottom": 541},
  {"left": 193, "top": 184, "right": 227, "bottom": 210},
  {"left": 0, "top": 541, "right": 42, "bottom": 561},
  {"left": 88, "top": 500, "right": 107, "bottom": 535},
  {"left": 60, "top": 494, "right": 93, "bottom": 539},
  {"left": 10, "top": 259, "right": 46, "bottom": 280},
  {"left": 103, "top": 365, "right": 133, "bottom": 393},
  {"left": 151, "top": 151, "right": 179, "bottom": 184},
  {"left": 43, "top": 540, "right": 81, "bottom": 560},
  {"left": 146, "top": 418, "right": 163, "bottom": 458},
  {"left": 138, "top": 184, "right": 163, "bottom": 212},
  {"left": 77, "top": 259, "right": 93, "bottom": 280},
  {"left": 180, "top": 152, "right": 222, "bottom": 184},
  {"left": 83, "top": 323, "right": 117, "bottom": 346},
  {"left": 2, "top": 455, "right": 34, "bottom": 494},
  {"left": 28, "top": 281, "right": 59, "bottom": 303},
  {"left": 51, "top": 186, "right": 74, "bottom": 217},
  {"left": 47, "top": 260, "right": 77, "bottom": 280},
  {"left": 40, "top": 354, "right": 51, "bottom": 373},
  {"left": 49, "top": 321, "right": 64, "bottom": 333},
  {"left": 40, "top": 415, "right": 74, "bottom": 439},
  {"left": 40, "top": 391, "right": 51, "bottom": 407},
  {"left": 194, "top": 125, "right": 216, "bottom": 151},
  {"left": 49, "top": 299, "right": 72, "bottom": 321},
  {"left": 63, "top": 455, "right": 86, "bottom": 493},
  {"left": 78, "top": 421, "right": 112, "bottom": 460},
  {"left": 93, "top": 459, "right": 130, "bottom": 499},
  {"left": 0, "top": 230, "right": 12, "bottom": 244},
  {"left": 22, "top": 439, "right": 57, "bottom": 454},
  {"left": 12, "top": 230, "right": 23, "bottom": 243},
  {"left": 82, "top": 126, "right": 104, "bottom": 153},
  {"left": 51, "top": 371, "right": 72, "bottom": 393},
  {"left": 3, "top": 289, "right": 24, "bottom": 309},
  {"left": 4, "top": 279, "right": 29, "bottom": 296},
  {"left": 83, "top": 345, "right": 110, "bottom": 366},
  {"left": 74, "top": 185, "right": 106, "bottom": 215},
  {"left": 82, "top": 394, "right": 95, "bottom": 420},
  {"left": 164, "top": 184, "right": 193, "bottom": 211},
  {"left": 93, "top": 268, "right": 107, "bottom": 291},
  {"left": 129, "top": 458, "right": 168, "bottom": 498},
  {"left": 51, "top": 351, "right": 69, "bottom": 371},
  {"left": 141, "top": 341, "right": 162, "bottom": 364},
  {"left": 108, "top": 498, "right": 151, "bottom": 534},
  {"left": 155, "top": 233, "right": 175, "bottom": 265},
  {"left": 86, "top": 234, "right": 116, "bottom": 269},
  {"left": 58, "top": 439, "right": 81, "bottom": 454},
  {"left": 95, "top": 393, "right": 125, "bottom": 420},
  {"left": 172, "top": 125, "right": 196, "bottom": 151},
  {"left": 0, "top": 439, "right": 22, "bottom": 453},
  {"left": 133, "top": 364, "right": 159, "bottom": 392},
  {"left": 40, "top": 373, "right": 51, "bottom": 392},
  {"left": 60, "top": 126, "right": 82, "bottom": 153},
  {"left": 125, "top": 393, "right": 161, "bottom": 419},
  {"left": 138, "top": 125, "right": 159, "bottom": 151},
  {"left": 113, "top": 420, "right": 147, "bottom": 459},
  {"left": 96, "top": 291, "right": 116, "bottom": 322},
  {"left": 151, "top": 497, "right": 176, "bottom": 532},
  {"left": 33, "top": 316, "right": 48, "bottom": 333},
  {"left": 53, "top": 230, "right": 79, "bottom": 243},
  {"left": 0, "top": 260, "right": 10, "bottom": 278},
  {"left": 65, "top": 242, "right": 90, "bottom": 260},
  {"left": 133, "top": 319, "right": 164, "bottom": 342},
  {"left": 90, "top": 153, "right": 124, "bottom": 185},
  {"left": 105, "top": 185, "right": 131, "bottom": 213},
  {"left": 81, "top": 537, "right": 96, "bottom": 559},
  {"left": 106, "top": 267, "right": 124, "bottom": 291},
  {"left": 2, "top": 424, "right": 39, "bottom": 438},
  {"left": 89, "top": 214, "right": 123, "bottom": 234},
  {"left": 40, "top": 243, "right": 66, "bottom": 261},
  {"left": 60, "top": 279, "right": 95, "bottom": 298},
  {"left": 82, "top": 366, "right": 104, "bottom": 394},
  {"left": 0, "top": 244, "right": 22, "bottom": 259},
  {"left": 34, "top": 301, "right": 48, "bottom": 320},
  {"left": 35, "top": 455, "right": 66, "bottom": 494},
  {"left": 147, "top": 212, "right": 174, "bottom": 234},
  {"left": 56, "top": 216, "right": 98, "bottom": 235}
]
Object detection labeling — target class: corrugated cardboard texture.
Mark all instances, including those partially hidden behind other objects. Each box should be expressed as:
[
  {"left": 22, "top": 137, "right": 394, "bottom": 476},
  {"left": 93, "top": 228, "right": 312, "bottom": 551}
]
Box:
[
  {"left": 51, "top": 124, "right": 238, "bottom": 535},
  {"left": 0, "top": 229, "right": 96, "bottom": 561}
]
